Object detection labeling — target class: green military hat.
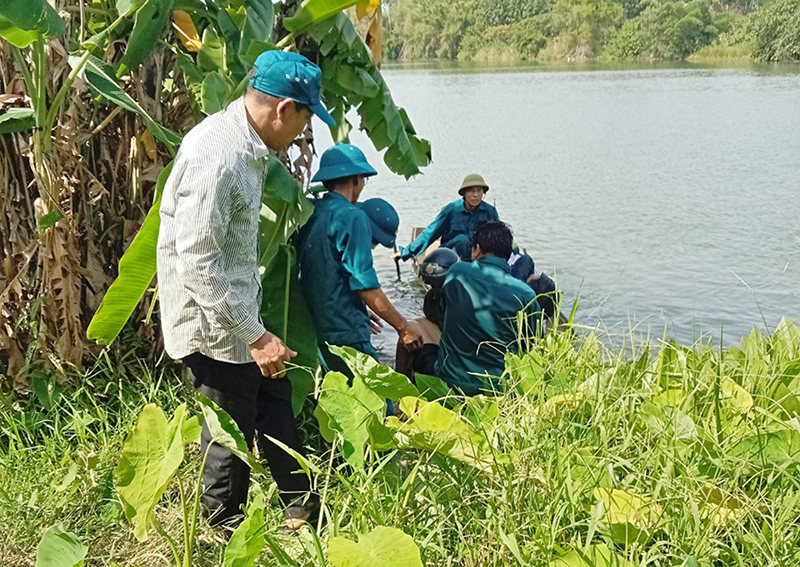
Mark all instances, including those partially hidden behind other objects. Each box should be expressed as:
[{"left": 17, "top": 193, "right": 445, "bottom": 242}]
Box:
[{"left": 458, "top": 173, "right": 489, "bottom": 196}]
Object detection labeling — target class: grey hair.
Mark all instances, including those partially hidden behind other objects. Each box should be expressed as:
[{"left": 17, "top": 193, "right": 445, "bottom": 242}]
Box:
[{"left": 245, "top": 85, "right": 281, "bottom": 106}]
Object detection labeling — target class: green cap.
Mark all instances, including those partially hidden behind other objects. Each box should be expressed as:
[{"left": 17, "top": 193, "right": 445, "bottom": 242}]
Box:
[
  {"left": 312, "top": 143, "right": 377, "bottom": 182},
  {"left": 458, "top": 173, "right": 489, "bottom": 196}
]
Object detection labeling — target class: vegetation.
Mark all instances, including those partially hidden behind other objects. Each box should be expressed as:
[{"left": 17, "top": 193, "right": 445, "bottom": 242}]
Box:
[
  {"left": 383, "top": 0, "right": 800, "bottom": 61},
  {"left": 3, "top": 318, "right": 800, "bottom": 565}
]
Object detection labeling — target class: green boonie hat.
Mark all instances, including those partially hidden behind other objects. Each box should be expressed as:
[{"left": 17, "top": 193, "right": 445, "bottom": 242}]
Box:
[{"left": 458, "top": 173, "right": 489, "bottom": 196}]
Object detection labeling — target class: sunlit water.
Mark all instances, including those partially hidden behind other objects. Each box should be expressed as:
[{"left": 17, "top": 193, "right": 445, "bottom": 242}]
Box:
[{"left": 311, "top": 62, "right": 800, "bottom": 357}]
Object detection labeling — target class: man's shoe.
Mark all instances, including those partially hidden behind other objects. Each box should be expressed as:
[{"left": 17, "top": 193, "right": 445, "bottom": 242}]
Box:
[{"left": 283, "top": 498, "right": 321, "bottom": 532}]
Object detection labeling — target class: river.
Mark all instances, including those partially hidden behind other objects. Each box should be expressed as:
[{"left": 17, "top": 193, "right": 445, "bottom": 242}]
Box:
[{"left": 311, "top": 62, "right": 800, "bottom": 356}]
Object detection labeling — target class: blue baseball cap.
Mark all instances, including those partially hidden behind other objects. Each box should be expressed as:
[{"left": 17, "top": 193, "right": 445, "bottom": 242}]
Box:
[
  {"left": 358, "top": 198, "right": 399, "bottom": 249},
  {"left": 249, "top": 50, "right": 336, "bottom": 127},
  {"left": 312, "top": 143, "right": 378, "bottom": 182}
]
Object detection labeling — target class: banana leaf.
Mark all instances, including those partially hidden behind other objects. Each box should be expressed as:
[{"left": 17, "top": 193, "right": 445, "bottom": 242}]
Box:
[
  {"left": 0, "top": 108, "right": 35, "bottom": 134},
  {"left": 284, "top": 0, "right": 363, "bottom": 33},
  {"left": 119, "top": 0, "right": 175, "bottom": 74},
  {"left": 0, "top": 0, "right": 65, "bottom": 48}
]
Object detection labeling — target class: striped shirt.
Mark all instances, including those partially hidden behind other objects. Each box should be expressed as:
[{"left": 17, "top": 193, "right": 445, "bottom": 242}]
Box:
[{"left": 157, "top": 97, "right": 269, "bottom": 363}]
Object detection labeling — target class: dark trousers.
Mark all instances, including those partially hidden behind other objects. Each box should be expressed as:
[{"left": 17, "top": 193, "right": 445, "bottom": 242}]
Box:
[{"left": 184, "top": 353, "right": 314, "bottom": 526}]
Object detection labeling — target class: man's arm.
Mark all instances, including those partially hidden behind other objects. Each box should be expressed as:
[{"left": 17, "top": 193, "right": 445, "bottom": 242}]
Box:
[
  {"left": 394, "top": 204, "right": 451, "bottom": 261},
  {"left": 358, "top": 288, "right": 423, "bottom": 350}
]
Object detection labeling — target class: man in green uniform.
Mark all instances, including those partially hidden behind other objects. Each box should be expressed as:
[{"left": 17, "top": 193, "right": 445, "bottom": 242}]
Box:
[
  {"left": 393, "top": 173, "right": 499, "bottom": 262},
  {"left": 298, "top": 144, "right": 423, "bottom": 374},
  {"left": 413, "top": 221, "right": 543, "bottom": 395}
]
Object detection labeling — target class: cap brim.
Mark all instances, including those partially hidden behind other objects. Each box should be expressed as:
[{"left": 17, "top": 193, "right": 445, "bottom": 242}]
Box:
[
  {"left": 311, "top": 101, "right": 336, "bottom": 127},
  {"left": 373, "top": 227, "right": 396, "bottom": 248}
]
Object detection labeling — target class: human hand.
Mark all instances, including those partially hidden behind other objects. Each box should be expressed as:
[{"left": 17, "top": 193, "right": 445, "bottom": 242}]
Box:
[
  {"left": 391, "top": 250, "right": 402, "bottom": 261},
  {"left": 250, "top": 331, "right": 297, "bottom": 378},
  {"left": 369, "top": 310, "right": 384, "bottom": 335},
  {"left": 398, "top": 319, "right": 424, "bottom": 351}
]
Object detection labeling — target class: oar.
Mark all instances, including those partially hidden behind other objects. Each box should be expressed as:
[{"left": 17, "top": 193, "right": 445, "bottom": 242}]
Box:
[{"left": 393, "top": 245, "right": 401, "bottom": 280}]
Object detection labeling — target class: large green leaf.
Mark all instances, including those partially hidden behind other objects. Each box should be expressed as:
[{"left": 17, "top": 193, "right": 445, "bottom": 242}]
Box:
[
  {"left": 729, "top": 429, "right": 800, "bottom": 472},
  {"left": 197, "top": 393, "right": 265, "bottom": 474},
  {"left": 0, "top": 107, "right": 35, "bottom": 134},
  {"left": 284, "top": 0, "right": 362, "bottom": 33},
  {"left": 0, "top": 0, "right": 65, "bottom": 48},
  {"left": 592, "top": 488, "right": 658, "bottom": 545},
  {"left": 238, "top": 0, "right": 274, "bottom": 69},
  {"left": 77, "top": 55, "right": 181, "bottom": 148},
  {"left": 549, "top": 544, "right": 633, "bottom": 567},
  {"left": 224, "top": 483, "right": 267, "bottom": 567},
  {"left": 328, "top": 344, "right": 420, "bottom": 400},
  {"left": 119, "top": 0, "right": 175, "bottom": 73},
  {"left": 87, "top": 162, "right": 173, "bottom": 344},
  {"left": 35, "top": 525, "right": 87, "bottom": 567},
  {"left": 328, "top": 526, "right": 423, "bottom": 567},
  {"left": 116, "top": 404, "right": 186, "bottom": 541},
  {"left": 317, "top": 371, "right": 385, "bottom": 468}
]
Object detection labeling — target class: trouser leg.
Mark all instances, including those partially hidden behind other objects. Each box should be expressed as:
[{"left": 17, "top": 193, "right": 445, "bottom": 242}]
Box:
[
  {"left": 442, "top": 235, "right": 472, "bottom": 261},
  {"left": 184, "top": 353, "right": 259, "bottom": 527}
]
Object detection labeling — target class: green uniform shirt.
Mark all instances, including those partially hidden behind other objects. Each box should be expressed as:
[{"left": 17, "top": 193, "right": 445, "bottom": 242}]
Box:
[
  {"left": 298, "top": 192, "right": 380, "bottom": 347},
  {"left": 435, "top": 255, "right": 542, "bottom": 395}
]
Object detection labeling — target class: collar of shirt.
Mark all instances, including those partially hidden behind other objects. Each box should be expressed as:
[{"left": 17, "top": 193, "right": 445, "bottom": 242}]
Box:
[
  {"left": 323, "top": 191, "right": 350, "bottom": 204},
  {"left": 477, "top": 255, "right": 512, "bottom": 274},
  {"left": 228, "top": 97, "right": 271, "bottom": 161},
  {"left": 458, "top": 199, "right": 487, "bottom": 214}
]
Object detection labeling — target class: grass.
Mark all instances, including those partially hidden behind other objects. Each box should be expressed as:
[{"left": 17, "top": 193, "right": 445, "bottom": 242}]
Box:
[{"left": 2, "top": 318, "right": 800, "bottom": 566}]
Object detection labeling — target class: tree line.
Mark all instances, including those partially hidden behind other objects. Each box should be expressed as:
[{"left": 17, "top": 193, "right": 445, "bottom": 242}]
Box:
[{"left": 381, "top": 0, "right": 800, "bottom": 62}]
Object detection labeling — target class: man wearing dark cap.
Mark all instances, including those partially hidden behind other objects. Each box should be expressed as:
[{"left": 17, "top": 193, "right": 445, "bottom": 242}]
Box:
[
  {"left": 298, "top": 143, "right": 423, "bottom": 375},
  {"left": 394, "top": 173, "right": 499, "bottom": 262},
  {"left": 157, "top": 50, "right": 336, "bottom": 530}
]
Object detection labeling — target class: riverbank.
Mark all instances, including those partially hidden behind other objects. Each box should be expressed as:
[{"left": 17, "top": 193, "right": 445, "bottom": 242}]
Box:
[{"left": 3, "top": 318, "right": 799, "bottom": 566}]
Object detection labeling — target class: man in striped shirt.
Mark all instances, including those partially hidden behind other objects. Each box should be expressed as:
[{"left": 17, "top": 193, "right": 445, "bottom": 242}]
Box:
[{"left": 157, "top": 50, "right": 335, "bottom": 529}]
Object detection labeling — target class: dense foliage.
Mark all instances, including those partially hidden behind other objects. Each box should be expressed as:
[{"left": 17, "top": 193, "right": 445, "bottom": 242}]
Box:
[
  {"left": 3, "top": 319, "right": 800, "bottom": 565},
  {"left": 384, "top": 0, "right": 800, "bottom": 61}
]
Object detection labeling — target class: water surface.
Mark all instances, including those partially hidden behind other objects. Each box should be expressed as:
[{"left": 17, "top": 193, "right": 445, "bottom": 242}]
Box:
[{"left": 312, "top": 62, "right": 800, "bottom": 354}]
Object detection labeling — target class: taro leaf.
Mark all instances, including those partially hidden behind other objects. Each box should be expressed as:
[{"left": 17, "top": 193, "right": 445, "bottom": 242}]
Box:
[
  {"left": 0, "top": 107, "right": 35, "bottom": 134},
  {"left": 721, "top": 377, "right": 753, "bottom": 413},
  {"left": 284, "top": 0, "right": 362, "bottom": 33},
  {"left": 201, "top": 70, "right": 232, "bottom": 115},
  {"left": 182, "top": 414, "right": 203, "bottom": 445},
  {"left": 77, "top": 56, "right": 181, "bottom": 148},
  {"left": 35, "top": 525, "right": 87, "bottom": 567},
  {"left": 116, "top": 404, "right": 186, "bottom": 541},
  {"left": 197, "top": 393, "right": 265, "bottom": 474},
  {"left": 314, "top": 403, "right": 336, "bottom": 442},
  {"left": 694, "top": 483, "right": 745, "bottom": 527},
  {"left": 772, "top": 318, "right": 800, "bottom": 362},
  {"left": 317, "top": 371, "right": 385, "bottom": 468},
  {"left": 503, "top": 351, "right": 544, "bottom": 395},
  {"left": 87, "top": 162, "right": 173, "bottom": 344},
  {"left": 328, "top": 344, "right": 419, "bottom": 400},
  {"left": 593, "top": 488, "right": 657, "bottom": 546},
  {"left": 771, "top": 359, "right": 800, "bottom": 416},
  {"left": 328, "top": 526, "right": 423, "bottom": 567},
  {"left": 223, "top": 482, "right": 266, "bottom": 567},
  {"left": 387, "top": 396, "right": 498, "bottom": 472},
  {"left": 549, "top": 543, "right": 633, "bottom": 567},
  {"left": 415, "top": 373, "right": 451, "bottom": 402},
  {"left": 32, "top": 371, "right": 62, "bottom": 411},
  {"left": 119, "top": 0, "right": 175, "bottom": 73},
  {"left": 0, "top": 0, "right": 65, "bottom": 48},
  {"left": 729, "top": 429, "right": 800, "bottom": 472}
]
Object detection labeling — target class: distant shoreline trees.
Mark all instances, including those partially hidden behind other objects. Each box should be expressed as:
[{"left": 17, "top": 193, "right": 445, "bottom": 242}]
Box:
[{"left": 382, "top": 0, "right": 800, "bottom": 62}]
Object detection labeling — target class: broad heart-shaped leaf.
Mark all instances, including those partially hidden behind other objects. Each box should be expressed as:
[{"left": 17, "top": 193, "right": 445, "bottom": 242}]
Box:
[
  {"left": 772, "top": 318, "right": 800, "bottom": 363},
  {"left": 328, "top": 344, "right": 420, "bottom": 400},
  {"left": 771, "top": 359, "right": 800, "bottom": 417},
  {"left": 387, "top": 397, "right": 499, "bottom": 472},
  {"left": 35, "top": 525, "right": 87, "bottom": 567},
  {"left": 284, "top": 0, "right": 362, "bottom": 33},
  {"left": 728, "top": 429, "right": 800, "bottom": 472},
  {"left": 116, "top": 404, "right": 186, "bottom": 541},
  {"left": 197, "top": 393, "right": 265, "bottom": 474},
  {"left": 224, "top": 482, "right": 266, "bottom": 567},
  {"left": 328, "top": 526, "right": 423, "bottom": 567},
  {"left": 87, "top": 162, "right": 173, "bottom": 344},
  {"left": 0, "top": 0, "right": 65, "bottom": 47},
  {"left": 119, "top": 0, "right": 175, "bottom": 73},
  {"left": 592, "top": 488, "right": 658, "bottom": 546},
  {"left": 415, "top": 373, "right": 452, "bottom": 402},
  {"left": 318, "top": 371, "right": 385, "bottom": 468},
  {"left": 721, "top": 377, "right": 753, "bottom": 413},
  {"left": 549, "top": 543, "right": 633, "bottom": 567},
  {"left": 0, "top": 107, "right": 35, "bottom": 134}
]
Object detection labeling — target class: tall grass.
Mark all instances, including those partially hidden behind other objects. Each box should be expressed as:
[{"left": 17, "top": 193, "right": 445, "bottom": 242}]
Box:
[{"left": 2, "top": 318, "right": 800, "bottom": 566}]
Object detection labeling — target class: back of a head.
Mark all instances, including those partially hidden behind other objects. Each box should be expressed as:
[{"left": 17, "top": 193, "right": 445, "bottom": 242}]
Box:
[{"left": 473, "top": 221, "right": 513, "bottom": 261}]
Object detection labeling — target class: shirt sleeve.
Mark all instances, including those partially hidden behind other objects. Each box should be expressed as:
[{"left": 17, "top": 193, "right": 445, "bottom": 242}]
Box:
[
  {"left": 400, "top": 204, "right": 451, "bottom": 260},
  {"left": 336, "top": 211, "right": 381, "bottom": 291},
  {"left": 173, "top": 158, "right": 266, "bottom": 345}
]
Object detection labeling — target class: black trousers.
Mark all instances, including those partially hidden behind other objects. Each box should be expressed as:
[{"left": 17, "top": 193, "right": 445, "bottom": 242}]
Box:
[{"left": 184, "top": 353, "right": 314, "bottom": 525}]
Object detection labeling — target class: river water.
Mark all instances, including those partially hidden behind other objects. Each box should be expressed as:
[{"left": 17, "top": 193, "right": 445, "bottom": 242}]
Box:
[{"left": 312, "top": 62, "right": 800, "bottom": 355}]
